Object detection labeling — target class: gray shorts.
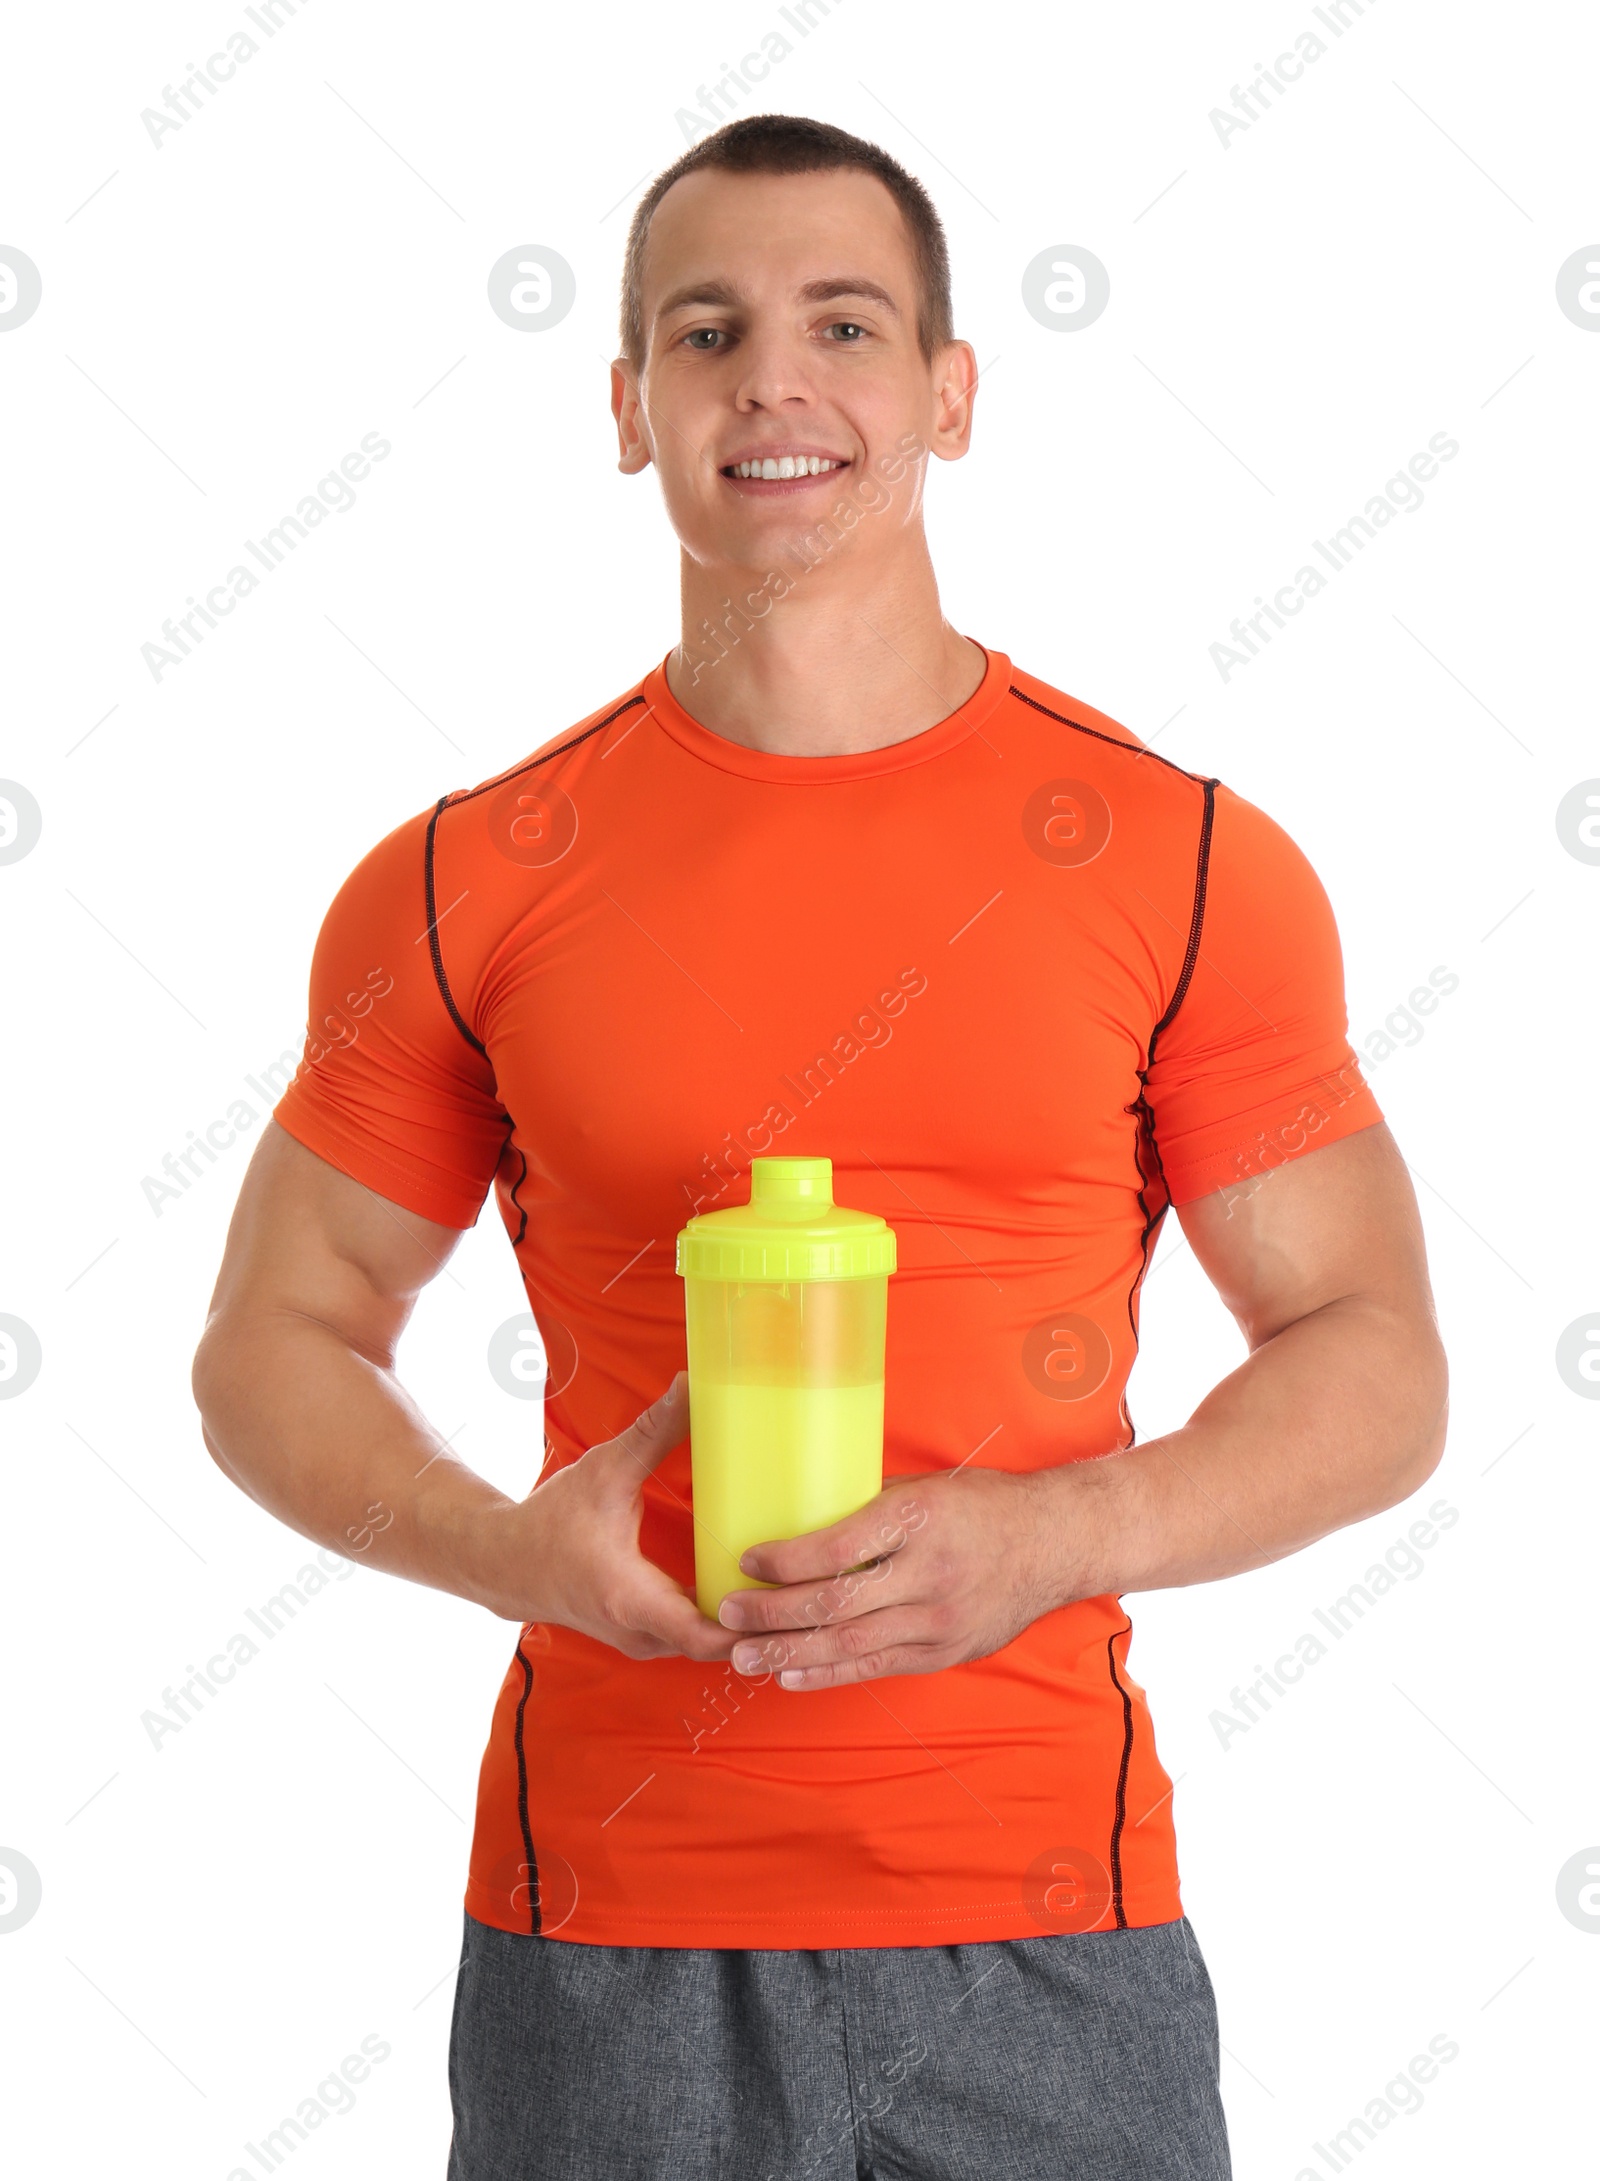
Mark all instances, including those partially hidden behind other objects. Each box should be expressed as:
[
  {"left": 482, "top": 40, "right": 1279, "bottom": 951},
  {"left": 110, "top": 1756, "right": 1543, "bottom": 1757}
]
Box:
[{"left": 446, "top": 1909, "right": 1231, "bottom": 2180}]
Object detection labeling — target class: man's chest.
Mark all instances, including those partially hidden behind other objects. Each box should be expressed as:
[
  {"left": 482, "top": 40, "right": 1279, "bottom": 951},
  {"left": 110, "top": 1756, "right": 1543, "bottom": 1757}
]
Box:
[{"left": 472, "top": 807, "right": 1170, "bottom": 1239}]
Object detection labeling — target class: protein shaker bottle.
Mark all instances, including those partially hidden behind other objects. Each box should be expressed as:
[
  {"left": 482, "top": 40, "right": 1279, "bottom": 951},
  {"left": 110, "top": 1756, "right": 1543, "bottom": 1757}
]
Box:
[{"left": 675, "top": 1155, "right": 897, "bottom": 1619}]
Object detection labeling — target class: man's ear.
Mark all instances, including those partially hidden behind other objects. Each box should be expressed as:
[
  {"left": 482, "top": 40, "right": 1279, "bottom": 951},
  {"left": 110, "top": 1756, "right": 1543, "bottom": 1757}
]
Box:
[
  {"left": 926, "top": 338, "right": 979, "bottom": 464},
  {"left": 610, "top": 360, "right": 654, "bottom": 475}
]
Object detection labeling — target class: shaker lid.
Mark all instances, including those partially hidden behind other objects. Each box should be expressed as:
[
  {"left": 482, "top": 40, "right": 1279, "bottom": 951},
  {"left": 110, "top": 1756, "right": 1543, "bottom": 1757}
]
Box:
[{"left": 675, "top": 1156, "right": 897, "bottom": 1282}]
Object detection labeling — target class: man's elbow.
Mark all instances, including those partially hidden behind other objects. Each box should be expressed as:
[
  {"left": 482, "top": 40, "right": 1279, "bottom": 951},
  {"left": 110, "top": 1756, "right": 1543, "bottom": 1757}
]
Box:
[
  {"left": 1383, "top": 1326, "right": 1450, "bottom": 1504},
  {"left": 191, "top": 1326, "right": 221, "bottom": 1421},
  {"left": 191, "top": 1329, "right": 245, "bottom": 1483}
]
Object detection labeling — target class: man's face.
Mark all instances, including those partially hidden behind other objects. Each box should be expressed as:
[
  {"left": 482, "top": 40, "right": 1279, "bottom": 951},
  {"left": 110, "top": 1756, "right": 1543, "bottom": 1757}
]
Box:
[{"left": 613, "top": 166, "right": 972, "bottom": 578}]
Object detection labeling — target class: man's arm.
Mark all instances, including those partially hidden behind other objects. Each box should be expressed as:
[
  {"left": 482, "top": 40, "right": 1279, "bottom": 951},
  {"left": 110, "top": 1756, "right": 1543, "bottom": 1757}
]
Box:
[
  {"left": 191, "top": 1121, "right": 740, "bottom": 1664},
  {"left": 1035, "top": 1116, "right": 1448, "bottom": 1597},
  {"left": 718, "top": 1122, "right": 1449, "bottom": 1688}
]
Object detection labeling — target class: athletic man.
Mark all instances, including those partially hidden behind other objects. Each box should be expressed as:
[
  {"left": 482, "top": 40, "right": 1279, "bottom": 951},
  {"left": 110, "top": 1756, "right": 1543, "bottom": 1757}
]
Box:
[{"left": 193, "top": 114, "right": 1448, "bottom": 2179}]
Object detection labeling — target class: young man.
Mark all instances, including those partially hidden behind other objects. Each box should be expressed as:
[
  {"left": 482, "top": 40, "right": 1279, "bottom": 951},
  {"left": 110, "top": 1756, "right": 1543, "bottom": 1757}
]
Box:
[{"left": 193, "top": 115, "right": 1448, "bottom": 2180}]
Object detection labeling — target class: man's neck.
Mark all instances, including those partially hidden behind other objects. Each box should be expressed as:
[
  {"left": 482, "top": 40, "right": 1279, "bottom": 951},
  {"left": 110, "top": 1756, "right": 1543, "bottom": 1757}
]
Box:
[{"left": 666, "top": 539, "right": 987, "bottom": 758}]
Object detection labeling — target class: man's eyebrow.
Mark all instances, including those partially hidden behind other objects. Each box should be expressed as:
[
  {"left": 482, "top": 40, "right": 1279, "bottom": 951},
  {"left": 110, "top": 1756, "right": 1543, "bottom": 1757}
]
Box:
[
  {"left": 796, "top": 278, "right": 901, "bottom": 316},
  {"left": 654, "top": 275, "right": 903, "bottom": 320},
  {"left": 656, "top": 278, "right": 745, "bottom": 320}
]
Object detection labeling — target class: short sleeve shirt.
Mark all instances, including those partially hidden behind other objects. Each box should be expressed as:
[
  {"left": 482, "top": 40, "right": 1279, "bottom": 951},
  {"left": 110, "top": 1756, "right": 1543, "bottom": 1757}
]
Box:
[{"left": 272, "top": 644, "right": 1382, "bottom": 1945}]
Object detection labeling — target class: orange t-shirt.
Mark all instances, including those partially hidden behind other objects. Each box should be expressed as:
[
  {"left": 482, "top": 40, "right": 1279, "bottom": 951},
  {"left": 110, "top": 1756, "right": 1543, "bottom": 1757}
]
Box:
[{"left": 272, "top": 643, "right": 1382, "bottom": 1948}]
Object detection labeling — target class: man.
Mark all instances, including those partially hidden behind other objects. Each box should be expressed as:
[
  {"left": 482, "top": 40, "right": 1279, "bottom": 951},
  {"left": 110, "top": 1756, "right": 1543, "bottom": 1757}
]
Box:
[{"left": 193, "top": 113, "right": 1448, "bottom": 2180}]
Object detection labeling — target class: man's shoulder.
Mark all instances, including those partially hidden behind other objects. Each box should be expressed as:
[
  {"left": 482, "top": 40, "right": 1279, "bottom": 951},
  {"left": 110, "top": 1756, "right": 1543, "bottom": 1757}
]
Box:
[
  {"left": 1003, "top": 659, "right": 1218, "bottom": 809},
  {"left": 309, "top": 671, "right": 658, "bottom": 930},
  {"left": 439, "top": 671, "right": 658, "bottom": 816},
  {"left": 1004, "top": 662, "right": 1325, "bottom": 895},
  {"left": 363, "top": 667, "right": 657, "bottom": 887}
]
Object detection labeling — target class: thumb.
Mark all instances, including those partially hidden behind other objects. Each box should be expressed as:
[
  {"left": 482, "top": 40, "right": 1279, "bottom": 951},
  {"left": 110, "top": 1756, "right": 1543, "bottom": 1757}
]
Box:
[{"left": 611, "top": 1371, "right": 690, "bottom": 1480}]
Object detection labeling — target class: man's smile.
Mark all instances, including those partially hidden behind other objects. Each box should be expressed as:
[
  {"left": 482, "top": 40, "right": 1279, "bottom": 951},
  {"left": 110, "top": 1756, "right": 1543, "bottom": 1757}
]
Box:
[{"left": 717, "top": 445, "right": 853, "bottom": 492}]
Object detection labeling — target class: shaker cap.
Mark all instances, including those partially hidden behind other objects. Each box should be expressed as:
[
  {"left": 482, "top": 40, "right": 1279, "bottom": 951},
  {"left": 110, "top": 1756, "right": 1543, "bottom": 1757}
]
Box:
[{"left": 675, "top": 1156, "right": 896, "bottom": 1282}]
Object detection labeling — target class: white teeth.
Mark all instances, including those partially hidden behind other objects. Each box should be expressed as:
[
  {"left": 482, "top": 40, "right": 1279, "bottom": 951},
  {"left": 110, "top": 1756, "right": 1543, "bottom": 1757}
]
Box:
[{"left": 731, "top": 456, "right": 840, "bottom": 479}]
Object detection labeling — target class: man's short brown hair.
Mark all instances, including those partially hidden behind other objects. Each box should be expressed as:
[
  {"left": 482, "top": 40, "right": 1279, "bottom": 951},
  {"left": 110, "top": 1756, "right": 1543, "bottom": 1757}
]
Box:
[{"left": 619, "top": 114, "right": 953, "bottom": 370}]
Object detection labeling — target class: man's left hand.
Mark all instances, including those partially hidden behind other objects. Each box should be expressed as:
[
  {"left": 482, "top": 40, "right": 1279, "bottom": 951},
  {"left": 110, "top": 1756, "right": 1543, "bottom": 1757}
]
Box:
[{"left": 716, "top": 1466, "right": 1080, "bottom": 1689}]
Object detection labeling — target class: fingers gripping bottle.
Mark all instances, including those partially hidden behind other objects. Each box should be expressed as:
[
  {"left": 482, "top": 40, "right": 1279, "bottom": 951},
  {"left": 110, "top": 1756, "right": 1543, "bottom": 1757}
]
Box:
[{"left": 675, "top": 1156, "right": 897, "bottom": 1619}]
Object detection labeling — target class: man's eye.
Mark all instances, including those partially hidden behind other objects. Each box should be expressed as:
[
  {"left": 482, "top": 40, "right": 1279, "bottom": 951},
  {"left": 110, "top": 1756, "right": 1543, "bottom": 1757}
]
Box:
[
  {"left": 684, "top": 328, "right": 725, "bottom": 350},
  {"left": 827, "top": 322, "right": 867, "bottom": 341}
]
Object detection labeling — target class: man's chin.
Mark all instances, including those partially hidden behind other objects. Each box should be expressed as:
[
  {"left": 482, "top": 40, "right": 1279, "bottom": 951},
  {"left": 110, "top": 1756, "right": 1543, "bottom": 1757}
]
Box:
[{"left": 674, "top": 520, "right": 802, "bottom": 587}]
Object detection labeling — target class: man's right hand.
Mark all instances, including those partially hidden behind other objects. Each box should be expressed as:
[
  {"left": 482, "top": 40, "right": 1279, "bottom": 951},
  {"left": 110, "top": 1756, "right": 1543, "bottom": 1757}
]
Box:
[{"left": 475, "top": 1371, "right": 742, "bottom": 1664}]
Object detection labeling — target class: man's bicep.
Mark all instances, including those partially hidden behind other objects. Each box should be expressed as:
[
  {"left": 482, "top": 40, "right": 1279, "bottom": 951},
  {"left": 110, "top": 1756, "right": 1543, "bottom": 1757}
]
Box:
[
  {"left": 1173, "top": 1121, "right": 1431, "bottom": 1350},
  {"left": 202, "top": 1120, "right": 470, "bottom": 1363}
]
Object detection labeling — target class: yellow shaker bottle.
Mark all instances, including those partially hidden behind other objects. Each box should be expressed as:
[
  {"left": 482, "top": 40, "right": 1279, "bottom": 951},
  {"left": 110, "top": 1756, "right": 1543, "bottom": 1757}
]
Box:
[{"left": 675, "top": 1156, "right": 897, "bottom": 1619}]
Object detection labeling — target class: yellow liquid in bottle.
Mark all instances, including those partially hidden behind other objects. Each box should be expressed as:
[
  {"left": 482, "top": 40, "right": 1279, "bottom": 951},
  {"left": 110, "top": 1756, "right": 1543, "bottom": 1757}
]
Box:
[{"left": 689, "top": 1377, "right": 885, "bottom": 1619}]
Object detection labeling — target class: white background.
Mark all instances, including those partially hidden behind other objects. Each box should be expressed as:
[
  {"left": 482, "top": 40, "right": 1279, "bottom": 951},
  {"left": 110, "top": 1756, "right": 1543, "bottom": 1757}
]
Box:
[{"left": 2, "top": 1, "right": 1596, "bottom": 2174}]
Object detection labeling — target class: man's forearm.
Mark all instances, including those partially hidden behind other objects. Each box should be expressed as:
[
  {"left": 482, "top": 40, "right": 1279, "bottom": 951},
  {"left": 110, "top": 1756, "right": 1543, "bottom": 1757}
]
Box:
[
  {"left": 1037, "top": 1293, "right": 1449, "bottom": 1608},
  {"left": 193, "top": 1314, "right": 517, "bottom": 1611}
]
